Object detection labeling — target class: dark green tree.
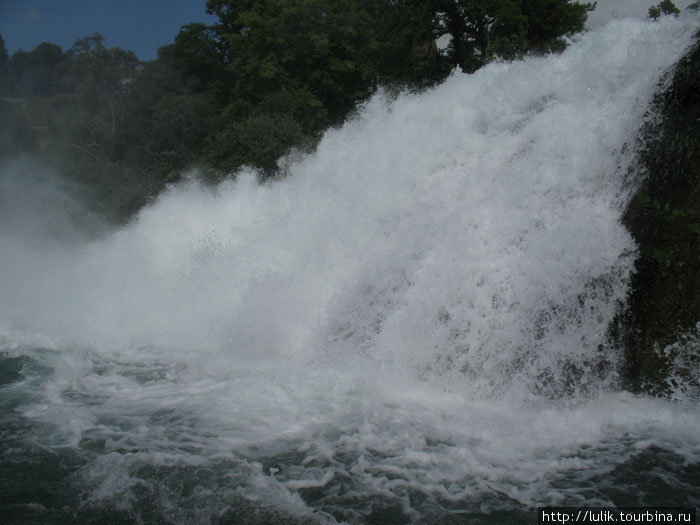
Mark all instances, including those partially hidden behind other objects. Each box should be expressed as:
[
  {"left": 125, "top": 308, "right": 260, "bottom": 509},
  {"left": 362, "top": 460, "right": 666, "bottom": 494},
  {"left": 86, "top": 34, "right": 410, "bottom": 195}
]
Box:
[
  {"left": 361, "top": 0, "right": 447, "bottom": 86},
  {"left": 8, "top": 42, "right": 64, "bottom": 97},
  {"left": 204, "top": 112, "right": 308, "bottom": 176},
  {"left": 171, "top": 23, "right": 231, "bottom": 94},
  {"left": 67, "top": 33, "right": 106, "bottom": 55},
  {"left": 123, "top": 64, "right": 220, "bottom": 178},
  {"left": 44, "top": 35, "right": 138, "bottom": 166},
  {"left": 0, "top": 100, "right": 37, "bottom": 158},
  {"left": 521, "top": 0, "right": 593, "bottom": 53},
  {"left": 658, "top": 0, "right": 681, "bottom": 16},
  {"left": 58, "top": 33, "right": 139, "bottom": 93},
  {"left": 648, "top": 0, "right": 680, "bottom": 19},
  {"left": 435, "top": 0, "right": 525, "bottom": 70},
  {"left": 0, "top": 34, "right": 8, "bottom": 95},
  {"left": 0, "top": 35, "right": 7, "bottom": 63},
  {"left": 427, "top": 0, "right": 593, "bottom": 71},
  {"left": 206, "top": 0, "right": 378, "bottom": 128}
]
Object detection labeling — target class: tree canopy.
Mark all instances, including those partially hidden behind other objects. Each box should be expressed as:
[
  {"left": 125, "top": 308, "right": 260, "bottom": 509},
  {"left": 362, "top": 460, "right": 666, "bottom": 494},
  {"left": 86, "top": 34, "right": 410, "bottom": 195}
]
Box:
[
  {"left": 648, "top": 0, "right": 681, "bottom": 19},
  {"left": 418, "top": 0, "right": 594, "bottom": 71},
  {"left": 205, "top": 0, "right": 380, "bottom": 128},
  {"left": 0, "top": 0, "right": 593, "bottom": 220}
]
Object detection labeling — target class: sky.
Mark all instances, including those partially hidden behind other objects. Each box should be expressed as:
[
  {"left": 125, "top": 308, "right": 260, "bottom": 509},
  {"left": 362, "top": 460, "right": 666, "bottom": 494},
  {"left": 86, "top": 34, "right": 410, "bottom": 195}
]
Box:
[
  {"left": 0, "top": 0, "right": 696, "bottom": 61},
  {"left": 586, "top": 0, "right": 694, "bottom": 28},
  {"left": 0, "top": 0, "right": 217, "bottom": 61}
]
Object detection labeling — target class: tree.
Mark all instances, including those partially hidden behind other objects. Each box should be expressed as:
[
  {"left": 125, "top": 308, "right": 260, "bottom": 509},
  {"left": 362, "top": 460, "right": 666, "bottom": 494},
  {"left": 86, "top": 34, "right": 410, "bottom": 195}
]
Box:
[
  {"left": 0, "top": 0, "right": 595, "bottom": 220},
  {"left": 59, "top": 33, "right": 139, "bottom": 93},
  {"left": 205, "top": 0, "right": 378, "bottom": 128},
  {"left": 7, "top": 42, "right": 64, "bottom": 97},
  {"left": 171, "top": 23, "right": 231, "bottom": 93},
  {"left": 204, "top": 112, "right": 308, "bottom": 176},
  {"left": 0, "top": 99, "right": 37, "bottom": 158},
  {"left": 0, "top": 34, "right": 8, "bottom": 94},
  {"left": 427, "top": 0, "right": 594, "bottom": 71},
  {"left": 658, "top": 0, "right": 680, "bottom": 16},
  {"left": 361, "top": 0, "right": 447, "bottom": 85},
  {"left": 0, "top": 34, "right": 8, "bottom": 73},
  {"left": 44, "top": 35, "right": 139, "bottom": 166},
  {"left": 521, "top": 0, "right": 593, "bottom": 53},
  {"left": 648, "top": 0, "right": 680, "bottom": 19},
  {"left": 67, "top": 33, "right": 105, "bottom": 56}
]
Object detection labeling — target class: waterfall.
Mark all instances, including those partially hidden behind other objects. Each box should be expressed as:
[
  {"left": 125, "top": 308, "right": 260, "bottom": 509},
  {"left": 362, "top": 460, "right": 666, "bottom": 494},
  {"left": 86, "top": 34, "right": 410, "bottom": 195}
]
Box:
[{"left": 1, "top": 14, "right": 699, "bottom": 524}]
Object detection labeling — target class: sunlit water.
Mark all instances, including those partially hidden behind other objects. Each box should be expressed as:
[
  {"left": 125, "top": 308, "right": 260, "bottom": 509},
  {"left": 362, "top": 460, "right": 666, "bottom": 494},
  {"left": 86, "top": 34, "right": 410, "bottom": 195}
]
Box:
[{"left": 1, "top": 16, "right": 700, "bottom": 524}]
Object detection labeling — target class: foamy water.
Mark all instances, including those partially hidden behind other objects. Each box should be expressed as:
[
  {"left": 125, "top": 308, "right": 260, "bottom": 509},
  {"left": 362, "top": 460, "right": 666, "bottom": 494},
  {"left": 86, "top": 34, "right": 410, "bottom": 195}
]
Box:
[{"left": 1, "top": 15, "right": 699, "bottom": 524}]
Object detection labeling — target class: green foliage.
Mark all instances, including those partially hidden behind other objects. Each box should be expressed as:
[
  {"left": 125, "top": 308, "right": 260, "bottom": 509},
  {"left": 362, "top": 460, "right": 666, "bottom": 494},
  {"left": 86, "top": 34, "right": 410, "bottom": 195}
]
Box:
[
  {"left": 363, "top": 0, "right": 447, "bottom": 85},
  {"left": 171, "top": 23, "right": 230, "bottom": 92},
  {"left": 0, "top": 34, "right": 8, "bottom": 94},
  {"left": 521, "top": 0, "right": 594, "bottom": 53},
  {"left": 0, "top": 34, "right": 7, "bottom": 67},
  {"left": 389, "top": 0, "right": 593, "bottom": 73},
  {"left": 649, "top": 0, "right": 681, "bottom": 19},
  {"left": 0, "top": 100, "right": 37, "bottom": 159},
  {"left": 7, "top": 42, "right": 64, "bottom": 97},
  {"left": 204, "top": 112, "right": 309, "bottom": 178},
  {"left": 0, "top": 1, "right": 592, "bottom": 220},
  {"left": 38, "top": 35, "right": 139, "bottom": 170},
  {"left": 206, "top": 0, "right": 379, "bottom": 128},
  {"left": 659, "top": 0, "right": 681, "bottom": 15},
  {"left": 58, "top": 33, "right": 139, "bottom": 94}
]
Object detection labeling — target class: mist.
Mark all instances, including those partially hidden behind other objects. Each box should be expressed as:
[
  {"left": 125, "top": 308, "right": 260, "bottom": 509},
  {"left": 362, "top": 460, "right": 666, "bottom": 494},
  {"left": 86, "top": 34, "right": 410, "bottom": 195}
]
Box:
[{"left": 1, "top": 13, "right": 699, "bottom": 524}]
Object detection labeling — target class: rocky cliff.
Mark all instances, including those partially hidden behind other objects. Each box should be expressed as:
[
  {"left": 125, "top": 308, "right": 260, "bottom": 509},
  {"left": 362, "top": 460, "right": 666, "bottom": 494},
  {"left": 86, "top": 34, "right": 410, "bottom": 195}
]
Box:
[{"left": 621, "top": 35, "right": 700, "bottom": 394}]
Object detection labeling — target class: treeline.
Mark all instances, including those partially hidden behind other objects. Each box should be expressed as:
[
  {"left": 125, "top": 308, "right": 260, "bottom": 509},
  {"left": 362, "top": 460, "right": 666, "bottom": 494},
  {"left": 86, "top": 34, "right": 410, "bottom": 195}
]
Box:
[{"left": 0, "top": 0, "right": 593, "bottom": 221}]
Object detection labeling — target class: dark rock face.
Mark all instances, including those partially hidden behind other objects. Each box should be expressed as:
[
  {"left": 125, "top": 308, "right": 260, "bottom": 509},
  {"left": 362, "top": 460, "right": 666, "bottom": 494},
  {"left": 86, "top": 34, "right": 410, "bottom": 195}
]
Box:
[{"left": 619, "top": 36, "right": 700, "bottom": 394}]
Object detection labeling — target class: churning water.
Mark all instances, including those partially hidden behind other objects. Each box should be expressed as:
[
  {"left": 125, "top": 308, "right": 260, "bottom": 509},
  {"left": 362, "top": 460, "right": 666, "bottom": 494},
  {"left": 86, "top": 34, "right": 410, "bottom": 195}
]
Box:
[{"left": 1, "top": 15, "right": 700, "bottom": 524}]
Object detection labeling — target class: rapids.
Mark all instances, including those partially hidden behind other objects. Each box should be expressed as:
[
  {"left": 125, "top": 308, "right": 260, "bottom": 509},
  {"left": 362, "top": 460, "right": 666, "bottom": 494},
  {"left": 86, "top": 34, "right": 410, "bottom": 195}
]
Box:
[{"left": 1, "top": 14, "right": 699, "bottom": 524}]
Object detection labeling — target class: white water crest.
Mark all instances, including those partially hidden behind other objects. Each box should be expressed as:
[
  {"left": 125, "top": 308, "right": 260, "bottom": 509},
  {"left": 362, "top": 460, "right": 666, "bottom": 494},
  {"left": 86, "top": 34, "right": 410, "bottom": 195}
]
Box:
[{"left": 1, "top": 15, "right": 700, "bottom": 523}]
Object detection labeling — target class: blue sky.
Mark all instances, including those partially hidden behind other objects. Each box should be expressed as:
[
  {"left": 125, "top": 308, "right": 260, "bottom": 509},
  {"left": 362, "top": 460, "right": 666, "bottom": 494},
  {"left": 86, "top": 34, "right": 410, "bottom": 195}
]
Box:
[{"left": 0, "top": 0, "right": 217, "bottom": 61}]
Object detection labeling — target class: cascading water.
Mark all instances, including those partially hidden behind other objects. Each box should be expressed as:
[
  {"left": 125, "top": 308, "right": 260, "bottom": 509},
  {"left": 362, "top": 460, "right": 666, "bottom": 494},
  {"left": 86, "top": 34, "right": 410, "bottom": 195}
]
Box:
[{"left": 1, "top": 15, "right": 699, "bottom": 524}]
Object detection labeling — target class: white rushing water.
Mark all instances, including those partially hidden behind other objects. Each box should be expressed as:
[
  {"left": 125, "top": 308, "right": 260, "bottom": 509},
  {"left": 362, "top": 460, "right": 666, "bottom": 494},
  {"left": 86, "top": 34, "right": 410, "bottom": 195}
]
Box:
[{"left": 1, "top": 15, "right": 699, "bottom": 524}]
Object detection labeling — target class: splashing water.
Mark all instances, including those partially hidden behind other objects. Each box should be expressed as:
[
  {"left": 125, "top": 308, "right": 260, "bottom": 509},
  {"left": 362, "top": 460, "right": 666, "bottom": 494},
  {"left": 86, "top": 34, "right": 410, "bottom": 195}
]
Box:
[{"left": 1, "top": 16, "right": 699, "bottom": 524}]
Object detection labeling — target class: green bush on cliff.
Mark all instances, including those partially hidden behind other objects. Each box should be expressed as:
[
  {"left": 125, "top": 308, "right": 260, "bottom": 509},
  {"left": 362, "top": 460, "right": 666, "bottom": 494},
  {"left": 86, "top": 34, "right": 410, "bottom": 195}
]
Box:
[{"left": 203, "top": 113, "right": 310, "bottom": 179}]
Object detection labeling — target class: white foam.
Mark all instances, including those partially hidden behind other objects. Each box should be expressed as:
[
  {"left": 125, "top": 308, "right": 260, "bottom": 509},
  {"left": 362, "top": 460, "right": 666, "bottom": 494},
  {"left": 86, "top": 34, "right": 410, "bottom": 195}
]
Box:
[{"left": 1, "top": 13, "right": 699, "bottom": 519}]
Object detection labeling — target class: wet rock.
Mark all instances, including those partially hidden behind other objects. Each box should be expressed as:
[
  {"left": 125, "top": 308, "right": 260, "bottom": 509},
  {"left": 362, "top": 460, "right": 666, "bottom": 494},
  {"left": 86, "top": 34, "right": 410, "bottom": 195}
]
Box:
[{"left": 619, "top": 36, "right": 700, "bottom": 393}]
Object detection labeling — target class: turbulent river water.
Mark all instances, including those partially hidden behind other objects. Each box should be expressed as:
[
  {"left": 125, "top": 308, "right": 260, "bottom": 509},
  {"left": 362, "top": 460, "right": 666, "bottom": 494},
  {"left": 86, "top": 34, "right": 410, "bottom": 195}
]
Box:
[{"left": 1, "top": 15, "right": 700, "bottom": 525}]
